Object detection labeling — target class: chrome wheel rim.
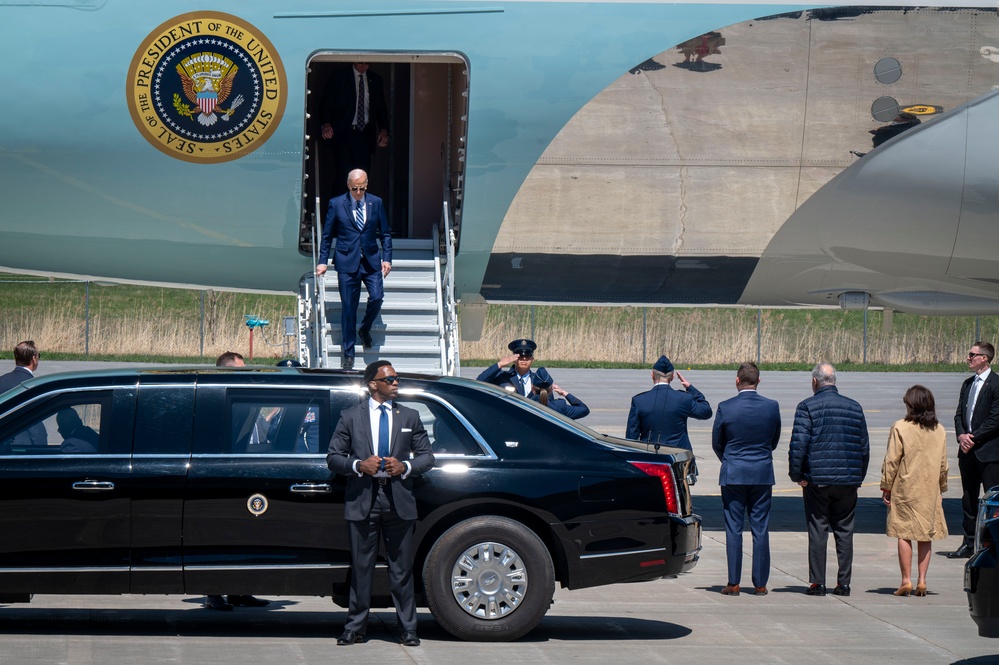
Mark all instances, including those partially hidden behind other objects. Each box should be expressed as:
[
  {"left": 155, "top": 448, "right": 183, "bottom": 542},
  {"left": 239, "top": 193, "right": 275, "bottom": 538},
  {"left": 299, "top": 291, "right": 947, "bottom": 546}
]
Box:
[{"left": 450, "top": 541, "right": 528, "bottom": 620}]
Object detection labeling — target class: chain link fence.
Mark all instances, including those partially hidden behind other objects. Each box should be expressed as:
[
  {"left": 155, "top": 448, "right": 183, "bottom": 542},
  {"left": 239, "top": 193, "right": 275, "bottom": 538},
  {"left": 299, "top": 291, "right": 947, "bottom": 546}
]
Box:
[
  {"left": 0, "top": 279, "right": 298, "bottom": 360},
  {"left": 459, "top": 305, "right": 991, "bottom": 366}
]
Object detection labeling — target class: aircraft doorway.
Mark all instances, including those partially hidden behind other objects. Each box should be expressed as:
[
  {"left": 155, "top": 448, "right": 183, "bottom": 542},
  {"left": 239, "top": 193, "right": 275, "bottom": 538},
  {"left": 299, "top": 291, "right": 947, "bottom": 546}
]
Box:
[{"left": 301, "top": 53, "right": 469, "bottom": 255}]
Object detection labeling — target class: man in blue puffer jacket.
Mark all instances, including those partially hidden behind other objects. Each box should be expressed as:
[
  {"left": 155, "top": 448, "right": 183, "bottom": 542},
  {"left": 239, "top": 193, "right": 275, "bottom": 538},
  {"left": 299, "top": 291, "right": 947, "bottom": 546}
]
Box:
[{"left": 789, "top": 363, "right": 870, "bottom": 598}]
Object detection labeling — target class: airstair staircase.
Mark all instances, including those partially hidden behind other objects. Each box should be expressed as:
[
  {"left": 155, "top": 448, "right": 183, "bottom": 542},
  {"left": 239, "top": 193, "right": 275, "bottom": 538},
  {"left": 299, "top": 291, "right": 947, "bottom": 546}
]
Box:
[{"left": 298, "top": 206, "right": 460, "bottom": 376}]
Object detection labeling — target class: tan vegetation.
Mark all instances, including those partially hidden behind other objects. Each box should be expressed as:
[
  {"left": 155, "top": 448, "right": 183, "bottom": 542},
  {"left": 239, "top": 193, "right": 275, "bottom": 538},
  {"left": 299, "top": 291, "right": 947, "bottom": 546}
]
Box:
[
  {"left": 460, "top": 305, "right": 992, "bottom": 366},
  {"left": 0, "top": 274, "right": 991, "bottom": 365}
]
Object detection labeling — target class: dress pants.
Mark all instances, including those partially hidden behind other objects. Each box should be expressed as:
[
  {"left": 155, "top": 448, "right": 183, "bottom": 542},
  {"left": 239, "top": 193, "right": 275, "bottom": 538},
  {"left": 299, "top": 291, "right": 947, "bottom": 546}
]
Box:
[
  {"left": 721, "top": 484, "right": 772, "bottom": 588},
  {"left": 344, "top": 482, "right": 417, "bottom": 634},
  {"left": 337, "top": 258, "right": 383, "bottom": 359},
  {"left": 959, "top": 451, "right": 999, "bottom": 545},
  {"left": 802, "top": 484, "right": 857, "bottom": 587}
]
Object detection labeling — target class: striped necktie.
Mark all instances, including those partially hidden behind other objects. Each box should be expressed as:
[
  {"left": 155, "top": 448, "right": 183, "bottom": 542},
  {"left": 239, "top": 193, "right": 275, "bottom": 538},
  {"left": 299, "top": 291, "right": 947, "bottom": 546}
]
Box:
[{"left": 354, "top": 199, "right": 364, "bottom": 229}]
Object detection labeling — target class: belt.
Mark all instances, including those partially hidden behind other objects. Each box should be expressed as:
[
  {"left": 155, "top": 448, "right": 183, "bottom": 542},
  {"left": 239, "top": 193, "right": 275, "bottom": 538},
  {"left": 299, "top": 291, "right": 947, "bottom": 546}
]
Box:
[{"left": 374, "top": 477, "right": 388, "bottom": 486}]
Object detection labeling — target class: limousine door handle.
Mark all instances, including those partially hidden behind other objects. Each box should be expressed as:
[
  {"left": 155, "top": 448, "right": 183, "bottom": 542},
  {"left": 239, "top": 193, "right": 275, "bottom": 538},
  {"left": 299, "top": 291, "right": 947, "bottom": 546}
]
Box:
[
  {"left": 72, "top": 480, "right": 115, "bottom": 492},
  {"left": 290, "top": 483, "right": 332, "bottom": 494}
]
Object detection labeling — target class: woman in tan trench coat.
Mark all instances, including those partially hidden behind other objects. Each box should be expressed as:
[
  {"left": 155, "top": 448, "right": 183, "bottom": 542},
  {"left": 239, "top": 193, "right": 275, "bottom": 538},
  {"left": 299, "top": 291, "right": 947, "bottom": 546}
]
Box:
[{"left": 881, "top": 385, "right": 949, "bottom": 597}]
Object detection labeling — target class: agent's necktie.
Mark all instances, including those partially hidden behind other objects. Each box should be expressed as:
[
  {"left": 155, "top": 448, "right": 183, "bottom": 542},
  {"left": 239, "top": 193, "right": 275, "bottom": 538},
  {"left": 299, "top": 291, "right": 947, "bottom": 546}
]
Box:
[
  {"left": 356, "top": 74, "right": 366, "bottom": 130},
  {"left": 968, "top": 375, "right": 982, "bottom": 430},
  {"left": 378, "top": 405, "right": 389, "bottom": 457},
  {"left": 354, "top": 199, "right": 364, "bottom": 229}
]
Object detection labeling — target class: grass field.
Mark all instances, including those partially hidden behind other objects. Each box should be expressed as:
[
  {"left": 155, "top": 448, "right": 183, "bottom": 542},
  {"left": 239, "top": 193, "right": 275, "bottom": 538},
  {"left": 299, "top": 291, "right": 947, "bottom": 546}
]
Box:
[{"left": 0, "top": 274, "right": 990, "bottom": 369}]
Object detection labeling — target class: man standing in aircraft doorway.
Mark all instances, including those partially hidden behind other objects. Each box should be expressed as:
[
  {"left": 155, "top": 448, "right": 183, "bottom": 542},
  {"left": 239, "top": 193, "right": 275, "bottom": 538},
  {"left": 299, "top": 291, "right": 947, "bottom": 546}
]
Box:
[
  {"left": 316, "top": 169, "right": 392, "bottom": 370},
  {"left": 320, "top": 63, "right": 389, "bottom": 196}
]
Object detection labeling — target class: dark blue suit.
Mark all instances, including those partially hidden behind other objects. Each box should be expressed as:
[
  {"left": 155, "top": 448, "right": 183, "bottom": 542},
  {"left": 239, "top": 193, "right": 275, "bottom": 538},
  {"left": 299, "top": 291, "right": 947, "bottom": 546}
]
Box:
[
  {"left": 712, "top": 389, "right": 781, "bottom": 588},
  {"left": 476, "top": 364, "right": 539, "bottom": 397},
  {"left": 626, "top": 383, "right": 712, "bottom": 451},
  {"left": 318, "top": 192, "right": 392, "bottom": 358},
  {"left": 530, "top": 392, "right": 590, "bottom": 419}
]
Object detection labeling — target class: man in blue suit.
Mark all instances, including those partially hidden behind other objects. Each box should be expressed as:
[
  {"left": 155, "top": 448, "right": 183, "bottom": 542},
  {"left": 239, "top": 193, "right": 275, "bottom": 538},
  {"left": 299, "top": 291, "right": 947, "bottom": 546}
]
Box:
[
  {"left": 712, "top": 362, "right": 782, "bottom": 596},
  {"left": 316, "top": 169, "right": 392, "bottom": 370},
  {"left": 626, "top": 355, "right": 712, "bottom": 456}
]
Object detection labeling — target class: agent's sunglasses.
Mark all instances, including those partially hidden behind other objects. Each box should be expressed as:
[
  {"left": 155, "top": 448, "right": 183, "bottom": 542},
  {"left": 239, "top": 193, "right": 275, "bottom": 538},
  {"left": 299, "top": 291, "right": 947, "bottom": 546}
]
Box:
[{"left": 372, "top": 375, "right": 399, "bottom": 384}]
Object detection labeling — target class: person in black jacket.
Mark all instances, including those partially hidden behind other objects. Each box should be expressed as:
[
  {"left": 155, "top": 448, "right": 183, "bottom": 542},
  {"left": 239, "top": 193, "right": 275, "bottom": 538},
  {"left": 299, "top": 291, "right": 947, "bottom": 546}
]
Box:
[
  {"left": 789, "top": 363, "right": 870, "bottom": 597},
  {"left": 950, "top": 341, "right": 999, "bottom": 558}
]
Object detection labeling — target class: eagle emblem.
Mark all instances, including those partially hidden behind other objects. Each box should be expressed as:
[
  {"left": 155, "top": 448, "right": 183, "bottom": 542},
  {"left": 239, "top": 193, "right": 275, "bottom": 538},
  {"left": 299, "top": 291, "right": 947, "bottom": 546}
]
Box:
[{"left": 173, "top": 52, "right": 244, "bottom": 126}]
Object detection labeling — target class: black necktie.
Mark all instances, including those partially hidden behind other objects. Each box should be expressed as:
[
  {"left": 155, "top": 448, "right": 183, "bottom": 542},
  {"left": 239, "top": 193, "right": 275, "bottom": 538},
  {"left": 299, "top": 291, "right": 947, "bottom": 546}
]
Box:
[{"left": 356, "top": 74, "right": 366, "bottom": 130}]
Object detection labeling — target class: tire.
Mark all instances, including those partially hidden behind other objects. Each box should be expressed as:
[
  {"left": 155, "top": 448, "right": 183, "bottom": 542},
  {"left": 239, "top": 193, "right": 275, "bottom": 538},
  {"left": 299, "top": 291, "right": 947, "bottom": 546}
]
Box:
[{"left": 423, "top": 516, "right": 555, "bottom": 642}]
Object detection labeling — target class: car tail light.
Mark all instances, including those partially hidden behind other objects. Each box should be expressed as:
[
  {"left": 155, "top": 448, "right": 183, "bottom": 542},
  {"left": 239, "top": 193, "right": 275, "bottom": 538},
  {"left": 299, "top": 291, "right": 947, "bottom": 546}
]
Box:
[
  {"left": 631, "top": 462, "right": 680, "bottom": 515},
  {"left": 975, "top": 489, "right": 999, "bottom": 553}
]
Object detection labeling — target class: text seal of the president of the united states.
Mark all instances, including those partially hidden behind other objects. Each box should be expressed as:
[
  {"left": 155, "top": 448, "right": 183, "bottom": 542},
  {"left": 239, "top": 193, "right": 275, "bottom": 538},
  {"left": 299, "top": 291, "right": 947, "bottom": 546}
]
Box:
[{"left": 126, "top": 12, "right": 286, "bottom": 164}]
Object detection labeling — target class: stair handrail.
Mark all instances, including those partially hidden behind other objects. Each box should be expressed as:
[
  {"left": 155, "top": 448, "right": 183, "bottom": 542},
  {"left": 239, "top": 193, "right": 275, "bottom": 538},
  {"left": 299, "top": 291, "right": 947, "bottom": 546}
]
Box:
[
  {"left": 314, "top": 194, "right": 328, "bottom": 368},
  {"left": 439, "top": 200, "right": 460, "bottom": 376}
]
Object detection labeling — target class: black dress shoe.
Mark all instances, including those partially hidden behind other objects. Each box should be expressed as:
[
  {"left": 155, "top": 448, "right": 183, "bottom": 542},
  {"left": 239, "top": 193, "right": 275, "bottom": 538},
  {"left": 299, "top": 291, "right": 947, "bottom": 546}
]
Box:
[
  {"left": 400, "top": 630, "right": 421, "bottom": 647},
  {"left": 337, "top": 629, "right": 364, "bottom": 646},
  {"left": 948, "top": 544, "right": 973, "bottom": 559},
  {"left": 806, "top": 584, "right": 826, "bottom": 596},
  {"left": 831, "top": 584, "right": 851, "bottom": 596},
  {"left": 358, "top": 329, "right": 373, "bottom": 348},
  {"left": 204, "top": 595, "right": 233, "bottom": 611},
  {"left": 341, "top": 356, "right": 354, "bottom": 370},
  {"left": 228, "top": 595, "right": 270, "bottom": 607}
]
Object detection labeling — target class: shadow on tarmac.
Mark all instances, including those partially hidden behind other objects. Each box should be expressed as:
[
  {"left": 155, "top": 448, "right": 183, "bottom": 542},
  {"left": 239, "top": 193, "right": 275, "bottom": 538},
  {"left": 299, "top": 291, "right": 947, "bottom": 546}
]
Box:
[{"left": 0, "top": 604, "right": 690, "bottom": 641}]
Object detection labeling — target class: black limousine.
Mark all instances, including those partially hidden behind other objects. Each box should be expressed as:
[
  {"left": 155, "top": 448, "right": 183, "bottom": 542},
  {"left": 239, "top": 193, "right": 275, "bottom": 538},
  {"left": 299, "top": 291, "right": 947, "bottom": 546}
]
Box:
[
  {"left": 0, "top": 367, "right": 701, "bottom": 641},
  {"left": 967, "top": 487, "right": 999, "bottom": 637}
]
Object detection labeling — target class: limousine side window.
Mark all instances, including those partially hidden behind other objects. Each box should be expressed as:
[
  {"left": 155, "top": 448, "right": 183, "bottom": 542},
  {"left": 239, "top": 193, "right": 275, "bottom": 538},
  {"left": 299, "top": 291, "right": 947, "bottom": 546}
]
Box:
[
  {"left": 0, "top": 393, "right": 111, "bottom": 455},
  {"left": 394, "top": 397, "right": 484, "bottom": 457},
  {"left": 227, "top": 391, "right": 331, "bottom": 455}
]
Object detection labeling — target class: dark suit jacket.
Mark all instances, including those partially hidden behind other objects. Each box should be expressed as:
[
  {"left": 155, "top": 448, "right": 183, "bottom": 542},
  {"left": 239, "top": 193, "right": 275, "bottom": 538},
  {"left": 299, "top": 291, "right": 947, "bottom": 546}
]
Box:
[
  {"left": 0, "top": 366, "right": 34, "bottom": 393},
  {"left": 319, "top": 67, "right": 389, "bottom": 146},
  {"left": 317, "top": 192, "right": 392, "bottom": 274},
  {"left": 327, "top": 400, "right": 434, "bottom": 521},
  {"left": 712, "top": 390, "right": 781, "bottom": 486},
  {"left": 626, "top": 383, "right": 712, "bottom": 451},
  {"left": 955, "top": 370, "right": 999, "bottom": 463}
]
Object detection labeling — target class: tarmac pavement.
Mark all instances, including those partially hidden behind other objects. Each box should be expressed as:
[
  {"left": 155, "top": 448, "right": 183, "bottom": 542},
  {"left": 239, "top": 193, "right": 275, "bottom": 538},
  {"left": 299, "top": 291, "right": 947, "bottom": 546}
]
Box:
[{"left": 0, "top": 363, "right": 996, "bottom": 663}]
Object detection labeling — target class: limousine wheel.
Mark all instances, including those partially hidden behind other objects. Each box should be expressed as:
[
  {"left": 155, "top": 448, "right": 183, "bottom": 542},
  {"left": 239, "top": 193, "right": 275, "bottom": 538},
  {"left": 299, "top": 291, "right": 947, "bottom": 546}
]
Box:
[{"left": 424, "top": 516, "right": 555, "bottom": 642}]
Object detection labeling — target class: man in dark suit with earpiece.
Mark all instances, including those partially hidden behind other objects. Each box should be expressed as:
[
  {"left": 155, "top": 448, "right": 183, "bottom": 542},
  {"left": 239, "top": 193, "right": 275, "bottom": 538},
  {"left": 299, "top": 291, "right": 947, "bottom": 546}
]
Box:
[
  {"left": 327, "top": 360, "right": 434, "bottom": 647},
  {"left": 951, "top": 341, "right": 999, "bottom": 558}
]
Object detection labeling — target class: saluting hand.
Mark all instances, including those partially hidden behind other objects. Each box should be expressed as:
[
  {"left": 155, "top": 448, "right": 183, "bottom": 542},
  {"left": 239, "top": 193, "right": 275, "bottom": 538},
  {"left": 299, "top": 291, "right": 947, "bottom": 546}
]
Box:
[
  {"left": 675, "top": 370, "right": 691, "bottom": 389},
  {"left": 498, "top": 354, "right": 518, "bottom": 368}
]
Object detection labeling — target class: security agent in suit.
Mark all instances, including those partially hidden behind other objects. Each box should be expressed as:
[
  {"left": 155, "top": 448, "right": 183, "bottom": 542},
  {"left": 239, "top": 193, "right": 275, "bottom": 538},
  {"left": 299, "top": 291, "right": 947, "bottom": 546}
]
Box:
[
  {"left": 712, "top": 362, "right": 781, "bottom": 596},
  {"left": 0, "top": 340, "right": 40, "bottom": 393},
  {"left": 0, "top": 341, "right": 46, "bottom": 451},
  {"left": 320, "top": 63, "right": 389, "bottom": 195},
  {"left": 316, "top": 169, "right": 393, "bottom": 370},
  {"left": 626, "top": 355, "right": 712, "bottom": 454},
  {"left": 327, "top": 360, "right": 434, "bottom": 647},
  {"left": 529, "top": 367, "right": 590, "bottom": 419},
  {"left": 476, "top": 339, "right": 543, "bottom": 396},
  {"left": 951, "top": 341, "right": 999, "bottom": 558}
]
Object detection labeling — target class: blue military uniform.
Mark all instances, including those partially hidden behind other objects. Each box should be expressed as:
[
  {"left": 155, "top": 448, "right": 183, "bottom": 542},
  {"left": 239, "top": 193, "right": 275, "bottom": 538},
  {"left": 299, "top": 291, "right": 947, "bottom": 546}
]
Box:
[
  {"left": 476, "top": 339, "right": 542, "bottom": 397},
  {"left": 528, "top": 367, "right": 590, "bottom": 419},
  {"left": 626, "top": 356, "right": 712, "bottom": 451}
]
